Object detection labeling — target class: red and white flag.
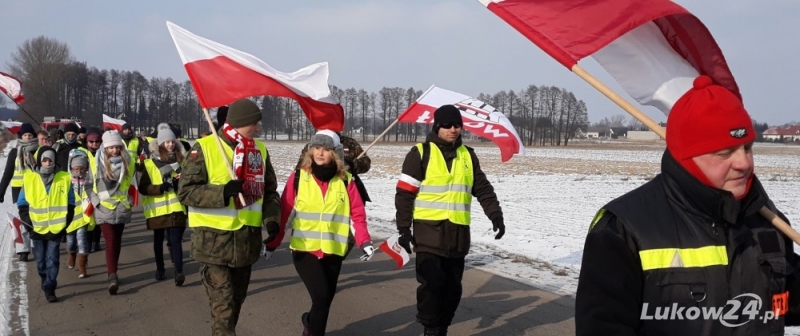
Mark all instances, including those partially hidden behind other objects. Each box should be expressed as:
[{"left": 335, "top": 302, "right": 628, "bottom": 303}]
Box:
[
  {"left": 479, "top": 0, "right": 739, "bottom": 114},
  {"left": 0, "top": 72, "right": 25, "bottom": 104},
  {"left": 0, "top": 120, "right": 22, "bottom": 135},
  {"left": 166, "top": 21, "right": 345, "bottom": 131},
  {"left": 378, "top": 233, "right": 411, "bottom": 269},
  {"left": 6, "top": 213, "right": 24, "bottom": 244},
  {"left": 103, "top": 114, "right": 126, "bottom": 131},
  {"left": 398, "top": 85, "right": 525, "bottom": 162}
]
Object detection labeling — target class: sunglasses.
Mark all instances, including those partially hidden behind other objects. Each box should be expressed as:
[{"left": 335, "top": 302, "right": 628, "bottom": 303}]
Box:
[
  {"left": 87, "top": 140, "right": 101, "bottom": 144},
  {"left": 439, "top": 123, "right": 462, "bottom": 130}
]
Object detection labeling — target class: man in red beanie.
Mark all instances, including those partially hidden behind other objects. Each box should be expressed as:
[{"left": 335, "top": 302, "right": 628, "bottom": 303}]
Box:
[{"left": 576, "top": 75, "right": 800, "bottom": 335}]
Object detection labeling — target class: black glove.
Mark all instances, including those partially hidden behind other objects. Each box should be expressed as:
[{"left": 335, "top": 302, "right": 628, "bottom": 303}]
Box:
[
  {"left": 345, "top": 159, "right": 356, "bottom": 173},
  {"left": 0, "top": 195, "right": 4, "bottom": 203},
  {"left": 223, "top": 180, "right": 245, "bottom": 197},
  {"left": 398, "top": 227, "right": 414, "bottom": 254},
  {"left": 172, "top": 178, "right": 180, "bottom": 192},
  {"left": 160, "top": 183, "right": 171, "bottom": 193},
  {"left": 492, "top": 216, "right": 505, "bottom": 240},
  {"left": 263, "top": 221, "right": 280, "bottom": 244}
]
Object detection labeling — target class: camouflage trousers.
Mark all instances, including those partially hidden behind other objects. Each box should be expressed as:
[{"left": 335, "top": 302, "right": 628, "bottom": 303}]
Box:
[{"left": 200, "top": 263, "right": 252, "bottom": 336}]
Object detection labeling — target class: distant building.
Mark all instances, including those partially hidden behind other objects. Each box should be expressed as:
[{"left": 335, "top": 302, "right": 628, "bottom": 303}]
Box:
[
  {"left": 627, "top": 130, "right": 663, "bottom": 141},
  {"left": 762, "top": 126, "right": 800, "bottom": 142}
]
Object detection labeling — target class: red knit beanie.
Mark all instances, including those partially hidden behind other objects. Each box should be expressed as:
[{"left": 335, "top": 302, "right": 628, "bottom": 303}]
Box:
[{"left": 666, "top": 75, "right": 755, "bottom": 190}]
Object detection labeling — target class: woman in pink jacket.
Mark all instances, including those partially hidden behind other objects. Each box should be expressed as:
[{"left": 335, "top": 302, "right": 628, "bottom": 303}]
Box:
[{"left": 270, "top": 130, "right": 374, "bottom": 336}]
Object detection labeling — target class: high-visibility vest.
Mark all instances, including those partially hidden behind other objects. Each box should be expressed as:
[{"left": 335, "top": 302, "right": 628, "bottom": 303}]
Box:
[
  {"left": 11, "top": 169, "right": 24, "bottom": 187},
  {"left": 23, "top": 170, "right": 71, "bottom": 235},
  {"left": 289, "top": 169, "right": 352, "bottom": 256},
  {"left": 93, "top": 154, "right": 136, "bottom": 210},
  {"left": 187, "top": 136, "right": 266, "bottom": 231},
  {"left": 413, "top": 143, "right": 474, "bottom": 225},
  {"left": 66, "top": 188, "right": 95, "bottom": 233},
  {"left": 141, "top": 159, "right": 185, "bottom": 219},
  {"left": 125, "top": 138, "right": 140, "bottom": 162}
]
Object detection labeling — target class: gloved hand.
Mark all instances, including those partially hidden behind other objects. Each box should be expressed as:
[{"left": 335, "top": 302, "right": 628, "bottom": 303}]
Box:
[
  {"left": 360, "top": 242, "right": 375, "bottom": 262},
  {"left": 160, "top": 183, "right": 171, "bottom": 193},
  {"left": 172, "top": 178, "right": 180, "bottom": 192},
  {"left": 345, "top": 159, "right": 356, "bottom": 173},
  {"left": 261, "top": 245, "right": 275, "bottom": 261},
  {"left": 223, "top": 180, "right": 245, "bottom": 197},
  {"left": 263, "top": 221, "right": 280, "bottom": 244},
  {"left": 398, "top": 227, "right": 414, "bottom": 254},
  {"left": 0, "top": 195, "right": 4, "bottom": 203},
  {"left": 492, "top": 216, "right": 505, "bottom": 240}
]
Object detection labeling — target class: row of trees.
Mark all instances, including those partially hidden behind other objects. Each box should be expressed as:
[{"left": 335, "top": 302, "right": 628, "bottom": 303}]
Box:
[{"left": 6, "top": 35, "right": 589, "bottom": 145}]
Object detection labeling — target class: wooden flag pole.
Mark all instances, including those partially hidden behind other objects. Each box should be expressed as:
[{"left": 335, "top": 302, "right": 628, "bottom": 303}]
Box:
[
  {"left": 570, "top": 63, "right": 800, "bottom": 245},
  {"left": 202, "top": 108, "right": 247, "bottom": 206}
]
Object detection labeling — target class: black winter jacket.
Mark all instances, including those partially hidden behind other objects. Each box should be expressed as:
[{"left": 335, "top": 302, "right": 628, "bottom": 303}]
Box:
[
  {"left": 576, "top": 151, "right": 800, "bottom": 335},
  {"left": 395, "top": 132, "right": 502, "bottom": 258}
]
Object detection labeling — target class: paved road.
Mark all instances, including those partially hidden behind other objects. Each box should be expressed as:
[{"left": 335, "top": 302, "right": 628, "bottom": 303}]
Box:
[{"left": 17, "top": 208, "right": 575, "bottom": 335}]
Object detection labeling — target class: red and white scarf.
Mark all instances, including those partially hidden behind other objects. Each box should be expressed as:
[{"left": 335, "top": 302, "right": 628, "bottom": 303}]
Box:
[{"left": 221, "top": 123, "right": 265, "bottom": 209}]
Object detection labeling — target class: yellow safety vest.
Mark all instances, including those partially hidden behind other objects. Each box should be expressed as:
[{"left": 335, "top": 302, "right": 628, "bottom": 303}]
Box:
[
  {"left": 125, "top": 138, "right": 140, "bottom": 162},
  {"left": 413, "top": 143, "right": 474, "bottom": 225},
  {"left": 11, "top": 169, "right": 24, "bottom": 187},
  {"left": 289, "top": 169, "right": 352, "bottom": 256},
  {"left": 187, "top": 136, "right": 266, "bottom": 231},
  {"left": 23, "top": 170, "right": 71, "bottom": 235},
  {"left": 66, "top": 188, "right": 96, "bottom": 233},
  {"left": 141, "top": 159, "right": 185, "bottom": 219},
  {"left": 93, "top": 154, "right": 136, "bottom": 210}
]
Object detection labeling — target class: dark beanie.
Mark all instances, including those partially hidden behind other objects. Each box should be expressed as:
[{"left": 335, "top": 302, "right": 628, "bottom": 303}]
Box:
[
  {"left": 226, "top": 99, "right": 261, "bottom": 128},
  {"left": 78, "top": 127, "right": 87, "bottom": 134},
  {"left": 17, "top": 123, "right": 36, "bottom": 138},
  {"left": 64, "top": 123, "right": 80, "bottom": 134},
  {"left": 120, "top": 123, "right": 132, "bottom": 131},
  {"left": 433, "top": 105, "right": 463, "bottom": 132},
  {"left": 217, "top": 106, "right": 229, "bottom": 126}
]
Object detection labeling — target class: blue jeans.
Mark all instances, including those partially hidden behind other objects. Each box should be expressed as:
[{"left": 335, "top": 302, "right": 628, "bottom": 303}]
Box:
[
  {"left": 66, "top": 227, "right": 91, "bottom": 254},
  {"left": 154, "top": 226, "right": 186, "bottom": 272},
  {"left": 32, "top": 238, "right": 61, "bottom": 291}
]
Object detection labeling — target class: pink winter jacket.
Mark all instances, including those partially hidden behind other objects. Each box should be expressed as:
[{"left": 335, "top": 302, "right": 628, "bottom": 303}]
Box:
[{"left": 271, "top": 170, "right": 371, "bottom": 258}]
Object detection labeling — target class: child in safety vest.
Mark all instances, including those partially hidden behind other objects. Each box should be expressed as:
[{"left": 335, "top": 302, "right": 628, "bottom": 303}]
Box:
[
  {"left": 137, "top": 128, "right": 188, "bottom": 286},
  {"left": 65, "top": 149, "right": 95, "bottom": 279},
  {"left": 17, "top": 146, "right": 75, "bottom": 303}
]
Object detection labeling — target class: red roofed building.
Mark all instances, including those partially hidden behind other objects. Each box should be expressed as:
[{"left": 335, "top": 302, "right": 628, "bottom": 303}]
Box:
[{"left": 762, "top": 125, "right": 800, "bottom": 142}]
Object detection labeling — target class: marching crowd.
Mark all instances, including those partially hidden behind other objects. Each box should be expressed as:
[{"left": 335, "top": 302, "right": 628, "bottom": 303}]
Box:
[
  {"left": 2, "top": 76, "right": 797, "bottom": 336},
  {"left": 0, "top": 100, "right": 505, "bottom": 336}
]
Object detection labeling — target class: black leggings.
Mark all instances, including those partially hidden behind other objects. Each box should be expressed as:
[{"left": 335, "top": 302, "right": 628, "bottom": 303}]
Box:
[
  {"left": 154, "top": 226, "right": 186, "bottom": 272},
  {"left": 293, "top": 251, "right": 345, "bottom": 336}
]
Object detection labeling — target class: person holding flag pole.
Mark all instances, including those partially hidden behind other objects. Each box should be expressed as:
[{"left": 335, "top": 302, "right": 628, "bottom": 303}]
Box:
[{"left": 0, "top": 123, "right": 38, "bottom": 261}]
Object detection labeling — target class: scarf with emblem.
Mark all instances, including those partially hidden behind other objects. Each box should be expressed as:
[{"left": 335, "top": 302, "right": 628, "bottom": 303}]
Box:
[{"left": 221, "top": 122, "right": 264, "bottom": 209}]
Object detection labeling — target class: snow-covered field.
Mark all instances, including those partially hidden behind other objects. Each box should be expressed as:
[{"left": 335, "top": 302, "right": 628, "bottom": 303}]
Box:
[{"left": 2, "top": 138, "right": 800, "bottom": 332}]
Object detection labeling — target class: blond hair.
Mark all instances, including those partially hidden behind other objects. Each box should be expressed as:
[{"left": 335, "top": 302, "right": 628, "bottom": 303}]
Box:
[
  {"left": 103, "top": 147, "right": 129, "bottom": 181},
  {"left": 299, "top": 147, "right": 347, "bottom": 180}
]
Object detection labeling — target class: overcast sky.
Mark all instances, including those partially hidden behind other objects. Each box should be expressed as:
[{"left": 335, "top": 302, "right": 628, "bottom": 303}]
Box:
[{"left": 1, "top": 1, "right": 797, "bottom": 125}]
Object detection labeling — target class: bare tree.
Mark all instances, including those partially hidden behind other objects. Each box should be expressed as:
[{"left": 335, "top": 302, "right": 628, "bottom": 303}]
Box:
[
  {"left": 627, "top": 116, "right": 645, "bottom": 131},
  {"left": 8, "top": 36, "right": 73, "bottom": 124},
  {"left": 609, "top": 114, "right": 627, "bottom": 127}
]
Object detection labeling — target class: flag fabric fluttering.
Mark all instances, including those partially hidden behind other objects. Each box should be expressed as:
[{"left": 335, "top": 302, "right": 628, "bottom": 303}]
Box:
[
  {"left": 103, "top": 114, "right": 126, "bottom": 131},
  {"left": 6, "top": 213, "right": 24, "bottom": 244},
  {"left": 378, "top": 233, "right": 411, "bottom": 269},
  {"left": 478, "top": 0, "right": 739, "bottom": 114},
  {"left": 0, "top": 120, "right": 22, "bottom": 135},
  {"left": 398, "top": 85, "right": 525, "bottom": 162},
  {"left": 0, "top": 72, "right": 25, "bottom": 104},
  {"left": 166, "top": 21, "right": 344, "bottom": 131}
]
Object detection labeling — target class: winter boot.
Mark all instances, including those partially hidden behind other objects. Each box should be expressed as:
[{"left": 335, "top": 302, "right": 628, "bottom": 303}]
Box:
[
  {"left": 18, "top": 253, "right": 28, "bottom": 262},
  {"left": 155, "top": 268, "right": 166, "bottom": 281},
  {"left": 77, "top": 254, "right": 88, "bottom": 279},
  {"left": 175, "top": 271, "right": 185, "bottom": 287},
  {"left": 44, "top": 289, "right": 58, "bottom": 303},
  {"left": 108, "top": 273, "right": 119, "bottom": 295},
  {"left": 424, "top": 326, "right": 447, "bottom": 336},
  {"left": 67, "top": 252, "right": 77, "bottom": 269}
]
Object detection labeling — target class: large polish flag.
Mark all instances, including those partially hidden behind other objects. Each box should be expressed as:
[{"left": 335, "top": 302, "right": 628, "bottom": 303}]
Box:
[
  {"left": 0, "top": 72, "right": 25, "bottom": 104},
  {"left": 0, "top": 121, "right": 22, "bottom": 135},
  {"left": 166, "top": 22, "right": 344, "bottom": 131},
  {"left": 398, "top": 85, "right": 525, "bottom": 162},
  {"left": 103, "top": 114, "right": 126, "bottom": 131},
  {"left": 479, "top": 0, "right": 739, "bottom": 114}
]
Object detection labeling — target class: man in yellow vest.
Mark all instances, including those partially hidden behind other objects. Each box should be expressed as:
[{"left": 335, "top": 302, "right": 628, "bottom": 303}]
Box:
[
  {"left": 17, "top": 146, "right": 75, "bottom": 303},
  {"left": 120, "top": 124, "right": 145, "bottom": 163},
  {"left": 395, "top": 105, "right": 505, "bottom": 336},
  {"left": 178, "top": 98, "right": 281, "bottom": 336}
]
